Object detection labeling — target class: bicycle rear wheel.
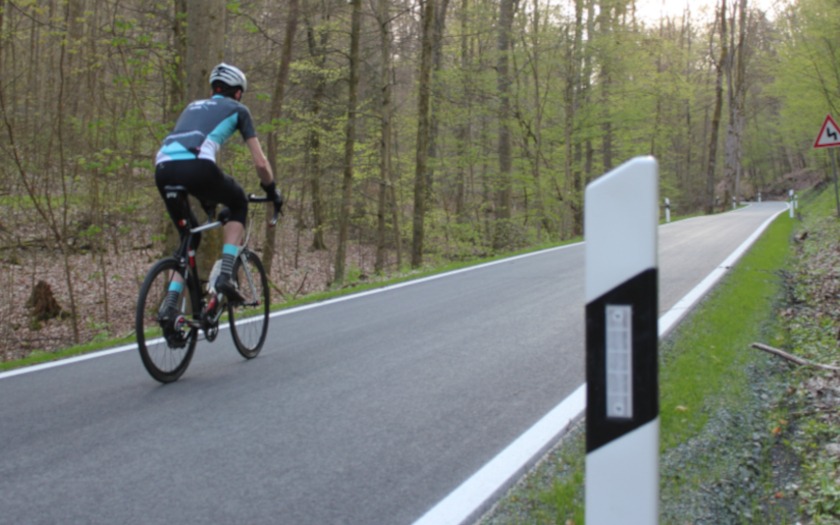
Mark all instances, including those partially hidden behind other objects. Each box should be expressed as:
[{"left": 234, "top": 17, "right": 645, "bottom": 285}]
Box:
[
  {"left": 136, "top": 258, "right": 197, "bottom": 383},
  {"left": 229, "top": 250, "right": 269, "bottom": 359}
]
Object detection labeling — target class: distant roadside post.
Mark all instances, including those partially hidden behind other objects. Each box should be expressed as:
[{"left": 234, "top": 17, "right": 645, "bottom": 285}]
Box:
[
  {"left": 813, "top": 114, "right": 840, "bottom": 217},
  {"left": 790, "top": 189, "right": 795, "bottom": 219},
  {"left": 584, "top": 157, "right": 659, "bottom": 525}
]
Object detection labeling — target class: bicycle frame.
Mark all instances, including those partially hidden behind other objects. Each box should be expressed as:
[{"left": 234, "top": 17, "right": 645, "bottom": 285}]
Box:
[{"left": 165, "top": 188, "right": 269, "bottom": 335}]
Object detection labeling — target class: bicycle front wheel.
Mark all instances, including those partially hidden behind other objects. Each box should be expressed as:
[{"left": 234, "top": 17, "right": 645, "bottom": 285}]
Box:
[
  {"left": 229, "top": 249, "right": 270, "bottom": 359},
  {"left": 136, "top": 258, "right": 198, "bottom": 383}
]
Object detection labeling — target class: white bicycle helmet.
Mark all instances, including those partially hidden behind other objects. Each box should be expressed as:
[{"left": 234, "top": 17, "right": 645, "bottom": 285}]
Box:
[{"left": 209, "top": 63, "right": 247, "bottom": 93}]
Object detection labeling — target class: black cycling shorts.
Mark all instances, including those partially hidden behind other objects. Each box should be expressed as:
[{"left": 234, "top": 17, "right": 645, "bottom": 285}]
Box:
[{"left": 155, "top": 159, "right": 248, "bottom": 227}]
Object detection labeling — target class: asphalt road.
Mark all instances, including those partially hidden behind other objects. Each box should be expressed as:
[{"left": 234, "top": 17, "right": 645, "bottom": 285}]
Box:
[{"left": 0, "top": 201, "right": 787, "bottom": 525}]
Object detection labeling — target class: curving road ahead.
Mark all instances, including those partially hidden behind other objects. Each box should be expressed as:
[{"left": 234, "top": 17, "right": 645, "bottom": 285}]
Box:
[{"left": 0, "top": 202, "right": 787, "bottom": 525}]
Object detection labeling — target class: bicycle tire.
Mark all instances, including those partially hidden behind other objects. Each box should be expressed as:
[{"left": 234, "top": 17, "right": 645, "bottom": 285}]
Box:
[
  {"left": 136, "top": 258, "right": 198, "bottom": 383},
  {"left": 228, "top": 249, "right": 269, "bottom": 359}
]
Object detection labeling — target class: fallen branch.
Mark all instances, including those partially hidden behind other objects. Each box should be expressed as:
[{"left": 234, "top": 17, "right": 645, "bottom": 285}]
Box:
[
  {"left": 751, "top": 342, "right": 840, "bottom": 371},
  {"left": 293, "top": 271, "right": 309, "bottom": 299},
  {"left": 268, "top": 279, "right": 286, "bottom": 301}
]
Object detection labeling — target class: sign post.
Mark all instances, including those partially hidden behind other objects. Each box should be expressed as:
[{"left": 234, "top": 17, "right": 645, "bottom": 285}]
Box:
[
  {"left": 814, "top": 114, "right": 840, "bottom": 217},
  {"left": 584, "top": 156, "right": 659, "bottom": 525}
]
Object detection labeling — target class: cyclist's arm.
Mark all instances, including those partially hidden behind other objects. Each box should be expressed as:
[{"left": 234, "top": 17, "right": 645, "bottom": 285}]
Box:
[{"left": 245, "top": 136, "right": 274, "bottom": 186}]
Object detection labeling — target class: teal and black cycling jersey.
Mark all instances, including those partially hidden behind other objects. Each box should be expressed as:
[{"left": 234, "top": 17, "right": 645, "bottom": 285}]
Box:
[{"left": 156, "top": 95, "right": 257, "bottom": 165}]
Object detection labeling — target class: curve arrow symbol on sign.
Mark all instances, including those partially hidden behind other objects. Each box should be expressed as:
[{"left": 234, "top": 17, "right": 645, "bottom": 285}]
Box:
[{"left": 814, "top": 114, "right": 840, "bottom": 149}]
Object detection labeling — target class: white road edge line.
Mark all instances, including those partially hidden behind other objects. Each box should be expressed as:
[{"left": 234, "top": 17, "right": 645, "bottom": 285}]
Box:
[
  {"left": 0, "top": 244, "right": 577, "bottom": 381},
  {"left": 413, "top": 384, "right": 586, "bottom": 525},
  {"left": 412, "top": 203, "right": 788, "bottom": 525}
]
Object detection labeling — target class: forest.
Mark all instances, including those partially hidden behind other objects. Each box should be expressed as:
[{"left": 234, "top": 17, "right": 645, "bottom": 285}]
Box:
[{"left": 0, "top": 0, "right": 838, "bottom": 358}]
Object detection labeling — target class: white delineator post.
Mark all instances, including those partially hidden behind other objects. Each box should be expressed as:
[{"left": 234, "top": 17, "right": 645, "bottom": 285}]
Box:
[
  {"left": 789, "top": 189, "right": 795, "bottom": 218},
  {"left": 584, "top": 156, "right": 659, "bottom": 525}
]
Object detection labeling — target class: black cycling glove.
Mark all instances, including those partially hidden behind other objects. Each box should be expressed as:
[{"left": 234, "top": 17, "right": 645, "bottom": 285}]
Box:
[{"left": 261, "top": 181, "right": 284, "bottom": 216}]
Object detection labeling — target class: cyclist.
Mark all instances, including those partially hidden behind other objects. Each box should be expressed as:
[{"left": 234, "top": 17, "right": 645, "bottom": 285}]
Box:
[{"left": 155, "top": 63, "right": 282, "bottom": 311}]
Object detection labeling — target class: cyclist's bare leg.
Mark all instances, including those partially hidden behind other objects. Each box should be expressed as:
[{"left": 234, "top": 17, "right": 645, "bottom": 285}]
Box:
[{"left": 223, "top": 220, "right": 244, "bottom": 247}]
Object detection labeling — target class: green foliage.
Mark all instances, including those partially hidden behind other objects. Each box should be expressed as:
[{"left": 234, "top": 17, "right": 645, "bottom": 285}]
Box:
[{"left": 772, "top": 0, "right": 840, "bottom": 155}]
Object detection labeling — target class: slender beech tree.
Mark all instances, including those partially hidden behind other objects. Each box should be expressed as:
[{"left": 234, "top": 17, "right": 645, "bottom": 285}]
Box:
[
  {"left": 706, "top": 0, "right": 727, "bottom": 214},
  {"left": 335, "top": 0, "right": 362, "bottom": 284},
  {"left": 412, "top": 0, "right": 435, "bottom": 268},
  {"left": 375, "top": 0, "right": 400, "bottom": 273},
  {"left": 426, "top": 0, "right": 450, "bottom": 204},
  {"left": 264, "top": 0, "right": 299, "bottom": 277},
  {"left": 565, "top": 0, "right": 588, "bottom": 237},
  {"left": 493, "top": 0, "right": 515, "bottom": 250},
  {"left": 304, "top": 13, "right": 330, "bottom": 252},
  {"left": 723, "top": 0, "right": 748, "bottom": 208},
  {"left": 454, "top": 0, "right": 471, "bottom": 223},
  {"left": 167, "top": 0, "right": 187, "bottom": 123},
  {"left": 186, "top": 0, "right": 225, "bottom": 100}
]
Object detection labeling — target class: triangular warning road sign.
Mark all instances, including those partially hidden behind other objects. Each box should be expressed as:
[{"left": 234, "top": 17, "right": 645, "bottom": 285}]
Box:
[{"left": 814, "top": 114, "right": 840, "bottom": 148}]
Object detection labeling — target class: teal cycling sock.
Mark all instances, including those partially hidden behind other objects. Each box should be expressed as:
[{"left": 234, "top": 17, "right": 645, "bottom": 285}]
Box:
[
  {"left": 220, "top": 244, "right": 239, "bottom": 278},
  {"left": 163, "top": 281, "right": 183, "bottom": 314}
]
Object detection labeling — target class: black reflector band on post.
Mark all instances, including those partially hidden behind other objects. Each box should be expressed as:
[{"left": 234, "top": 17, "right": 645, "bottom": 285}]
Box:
[{"left": 586, "top": 268, "right": 658, "bottom": 453}]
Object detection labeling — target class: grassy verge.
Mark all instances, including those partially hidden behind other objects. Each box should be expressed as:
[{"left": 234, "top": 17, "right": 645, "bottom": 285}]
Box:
[
  {"left": 480, "top": 200, "right": 810, "bottom": 524},
  {"left": 659, "top": 205, "right": 794, "bottom": 448},
  {"left": 0, "top": 334, "right": 140, "bottom": 372},
  {"left": 775, "top": 189, "right": 840, "bottom": 522}
]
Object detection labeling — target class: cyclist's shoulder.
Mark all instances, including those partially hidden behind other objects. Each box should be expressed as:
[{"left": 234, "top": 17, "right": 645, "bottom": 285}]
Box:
[
  {"left": 213, "top": 97, "right": 254, "bottom": 122},
  {"left": 230, "top": 98, "right": 254, "bottom": 116},
  {"left": 183, "top": 96, "right": 249, "bottom": 112}
]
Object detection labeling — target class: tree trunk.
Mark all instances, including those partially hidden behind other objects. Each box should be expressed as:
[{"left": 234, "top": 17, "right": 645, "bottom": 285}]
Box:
[
  {"left": 167, "top": 0, "right": 187, "bottom": 122},
  {"left": 304, "top": 16, "right": 328, "bottom": 252},
  {"left": 683, "top": 14, "right": 695, "bottom": 202},
  {"left": 375, "top": 0, "right": 394, "bottom": 274},
  {"left": 56, "top": 1, "right": 80, "bottom": 343},
  {"left": 493, "top": 0, "right": 515, "bottom": 250},
  {"left": 425, "top": 0, "right": 450, "bottom": 204},
  {"left": 523, "top": 0, "right": 549, "bottom": 238},
  {"left": 706, "top": 0, "right": 727, "bottom": 215},
  {"left": 264, "top": 0, "right": 299, "bottom": 277},
  {"left": 186, "top": 0, "right": 226, "bottom": 278},
  {"left": 724, "top": 0, "right": 748, "bottom": 207},
  {"left": 454, "top": 0, "right": 471, "bottom": 223},
  {"left": 598, "top": 1, "right": 624, "bottom": 174},
  {"left": 411, "top": 0, "right": 435, "bottom": 269},
  {"left": 335, "top": 0, "right": 361, "bottom": 284},
  {"left": 566, "top": 0, "right": 586, "bottom": 237},
  {"left": 186, "top": 0, "right": 225, "bottom": 101}
]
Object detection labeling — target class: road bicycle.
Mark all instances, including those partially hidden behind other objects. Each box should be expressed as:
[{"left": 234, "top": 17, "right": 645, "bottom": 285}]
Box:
[{"left": 135, "top": 186, "right": 280, "bottom": 383}]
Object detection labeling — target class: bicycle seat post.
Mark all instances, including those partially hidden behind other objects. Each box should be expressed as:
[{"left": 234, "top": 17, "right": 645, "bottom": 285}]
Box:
[{"left": 162, "top": 186, "right": 195, "bottom": 263}]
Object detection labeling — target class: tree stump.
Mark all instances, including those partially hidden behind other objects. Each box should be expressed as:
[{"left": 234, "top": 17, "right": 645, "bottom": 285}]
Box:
[{"left": 26, "top": 280, "right": 64, "bottom": 322}]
